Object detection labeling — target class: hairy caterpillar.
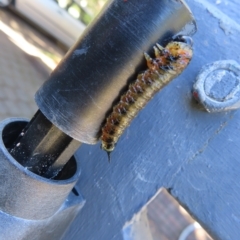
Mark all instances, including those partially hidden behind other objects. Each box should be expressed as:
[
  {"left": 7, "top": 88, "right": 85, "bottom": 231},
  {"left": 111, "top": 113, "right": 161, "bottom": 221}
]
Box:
[{"left": 101, "top": 36, "right": 193, "bottom": 160}]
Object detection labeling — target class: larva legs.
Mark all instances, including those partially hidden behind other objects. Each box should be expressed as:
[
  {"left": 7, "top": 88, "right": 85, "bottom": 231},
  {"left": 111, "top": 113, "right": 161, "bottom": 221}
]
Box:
[{"left": 101, "top": 37, "right": 193, "bottom": 160}]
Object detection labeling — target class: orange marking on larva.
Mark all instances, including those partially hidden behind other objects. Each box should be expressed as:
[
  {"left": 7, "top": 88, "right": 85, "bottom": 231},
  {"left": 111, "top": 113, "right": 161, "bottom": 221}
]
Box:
[{"left": 100, "top": 38, "right": 193, "bottom": 157}]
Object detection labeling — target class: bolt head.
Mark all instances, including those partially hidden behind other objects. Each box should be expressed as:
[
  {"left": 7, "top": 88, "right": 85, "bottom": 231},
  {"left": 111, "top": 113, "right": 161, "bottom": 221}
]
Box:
[{"left": 193, "top": 60, "right": 240, "bottom": 112}]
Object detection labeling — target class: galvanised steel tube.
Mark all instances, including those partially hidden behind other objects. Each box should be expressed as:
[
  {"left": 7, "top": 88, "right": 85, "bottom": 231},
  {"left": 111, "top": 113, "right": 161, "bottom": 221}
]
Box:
[{"left": 35, "top": 0, "right": 196, "bottom": 145}]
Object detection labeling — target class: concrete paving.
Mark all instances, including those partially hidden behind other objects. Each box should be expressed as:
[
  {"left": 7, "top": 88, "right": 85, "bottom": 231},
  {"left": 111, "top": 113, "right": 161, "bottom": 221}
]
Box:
[{"left": 0, "top": 8, "right": 64, "bottom": 121}]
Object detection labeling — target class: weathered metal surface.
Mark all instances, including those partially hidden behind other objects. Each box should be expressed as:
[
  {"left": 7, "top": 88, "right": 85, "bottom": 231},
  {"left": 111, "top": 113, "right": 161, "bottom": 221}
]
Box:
[{"left": 62, "top": 0, "right": 240, "bottom": 239}]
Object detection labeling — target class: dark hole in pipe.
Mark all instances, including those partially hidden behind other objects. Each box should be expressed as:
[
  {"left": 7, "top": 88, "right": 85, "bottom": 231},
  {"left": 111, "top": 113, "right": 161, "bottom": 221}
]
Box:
[{"left": 2, "top": 121, "right": 77, "bottom": 180}]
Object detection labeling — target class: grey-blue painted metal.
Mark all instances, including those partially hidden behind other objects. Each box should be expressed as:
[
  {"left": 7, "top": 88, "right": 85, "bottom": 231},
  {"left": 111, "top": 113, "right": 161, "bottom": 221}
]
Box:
[
  {"left": 61, "top": 0, "right": 240, "bottom": 240},
  {"left": 1, "top": 0, "right": 239, "bottom": 239},
  {"left": 0, "top": 0, "right": 196, "bottom": 239}
]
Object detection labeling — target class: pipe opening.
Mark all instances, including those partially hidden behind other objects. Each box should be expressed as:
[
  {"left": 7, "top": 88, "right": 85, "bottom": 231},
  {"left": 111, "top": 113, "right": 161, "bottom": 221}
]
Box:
[{"left": 2, "top": 120, "right": 77, "bottom": 180}]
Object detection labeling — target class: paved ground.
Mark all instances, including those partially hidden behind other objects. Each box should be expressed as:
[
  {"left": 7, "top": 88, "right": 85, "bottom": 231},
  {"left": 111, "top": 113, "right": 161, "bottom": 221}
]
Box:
[
  {"left": 0, "top": 8, "right": 64, "bottom": 121},
  {"left": 0, "top": 7, "right": 210, "bottom": 240}
]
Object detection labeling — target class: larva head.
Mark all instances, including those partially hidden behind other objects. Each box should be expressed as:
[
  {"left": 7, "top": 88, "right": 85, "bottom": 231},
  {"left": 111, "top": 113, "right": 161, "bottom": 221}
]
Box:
[
  {"left": 166, "top": 36, "right": 193, "bottom": 62},
  {"left": 101, "top": 141, "right": 115, "bottom": 162},
  {"left": 101, "top": 142, "right": 115, "bottom": 152}
]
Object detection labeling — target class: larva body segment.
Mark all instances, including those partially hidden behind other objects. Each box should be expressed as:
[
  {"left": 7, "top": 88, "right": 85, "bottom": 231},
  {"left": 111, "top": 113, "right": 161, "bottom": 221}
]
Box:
[{"left": 101, "top": 38, "right": 193, "bottom": 156}]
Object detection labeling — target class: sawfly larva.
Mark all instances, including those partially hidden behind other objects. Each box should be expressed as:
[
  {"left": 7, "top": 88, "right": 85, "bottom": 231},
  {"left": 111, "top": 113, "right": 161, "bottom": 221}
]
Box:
[{"left": 101, "top": 36, "right": 193, "bottom": 160}]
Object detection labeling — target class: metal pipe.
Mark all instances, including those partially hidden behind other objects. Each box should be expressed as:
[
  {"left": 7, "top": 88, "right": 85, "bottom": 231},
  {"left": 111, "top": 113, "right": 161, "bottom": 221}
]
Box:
[
  {"left": 35, "top": 0, "right": 196, "bottom": 144},
  {"left": 0, "top": 118, "right": 84, "bottom": 240}
]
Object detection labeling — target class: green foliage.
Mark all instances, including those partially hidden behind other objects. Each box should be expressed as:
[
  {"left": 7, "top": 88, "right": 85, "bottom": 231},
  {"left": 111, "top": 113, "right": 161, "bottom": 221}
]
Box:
[
  {"left": 77, "top": 0, "right": 107, "bottom": 25},
  {"left": 57, "top": 0, "right": 108, "bottom": 25}
]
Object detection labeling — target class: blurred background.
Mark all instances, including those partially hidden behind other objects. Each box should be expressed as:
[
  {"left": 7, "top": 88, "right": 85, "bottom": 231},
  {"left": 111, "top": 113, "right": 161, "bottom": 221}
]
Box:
[{"left": 0, "top": 1, "right": 212, "bottom": 239}]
